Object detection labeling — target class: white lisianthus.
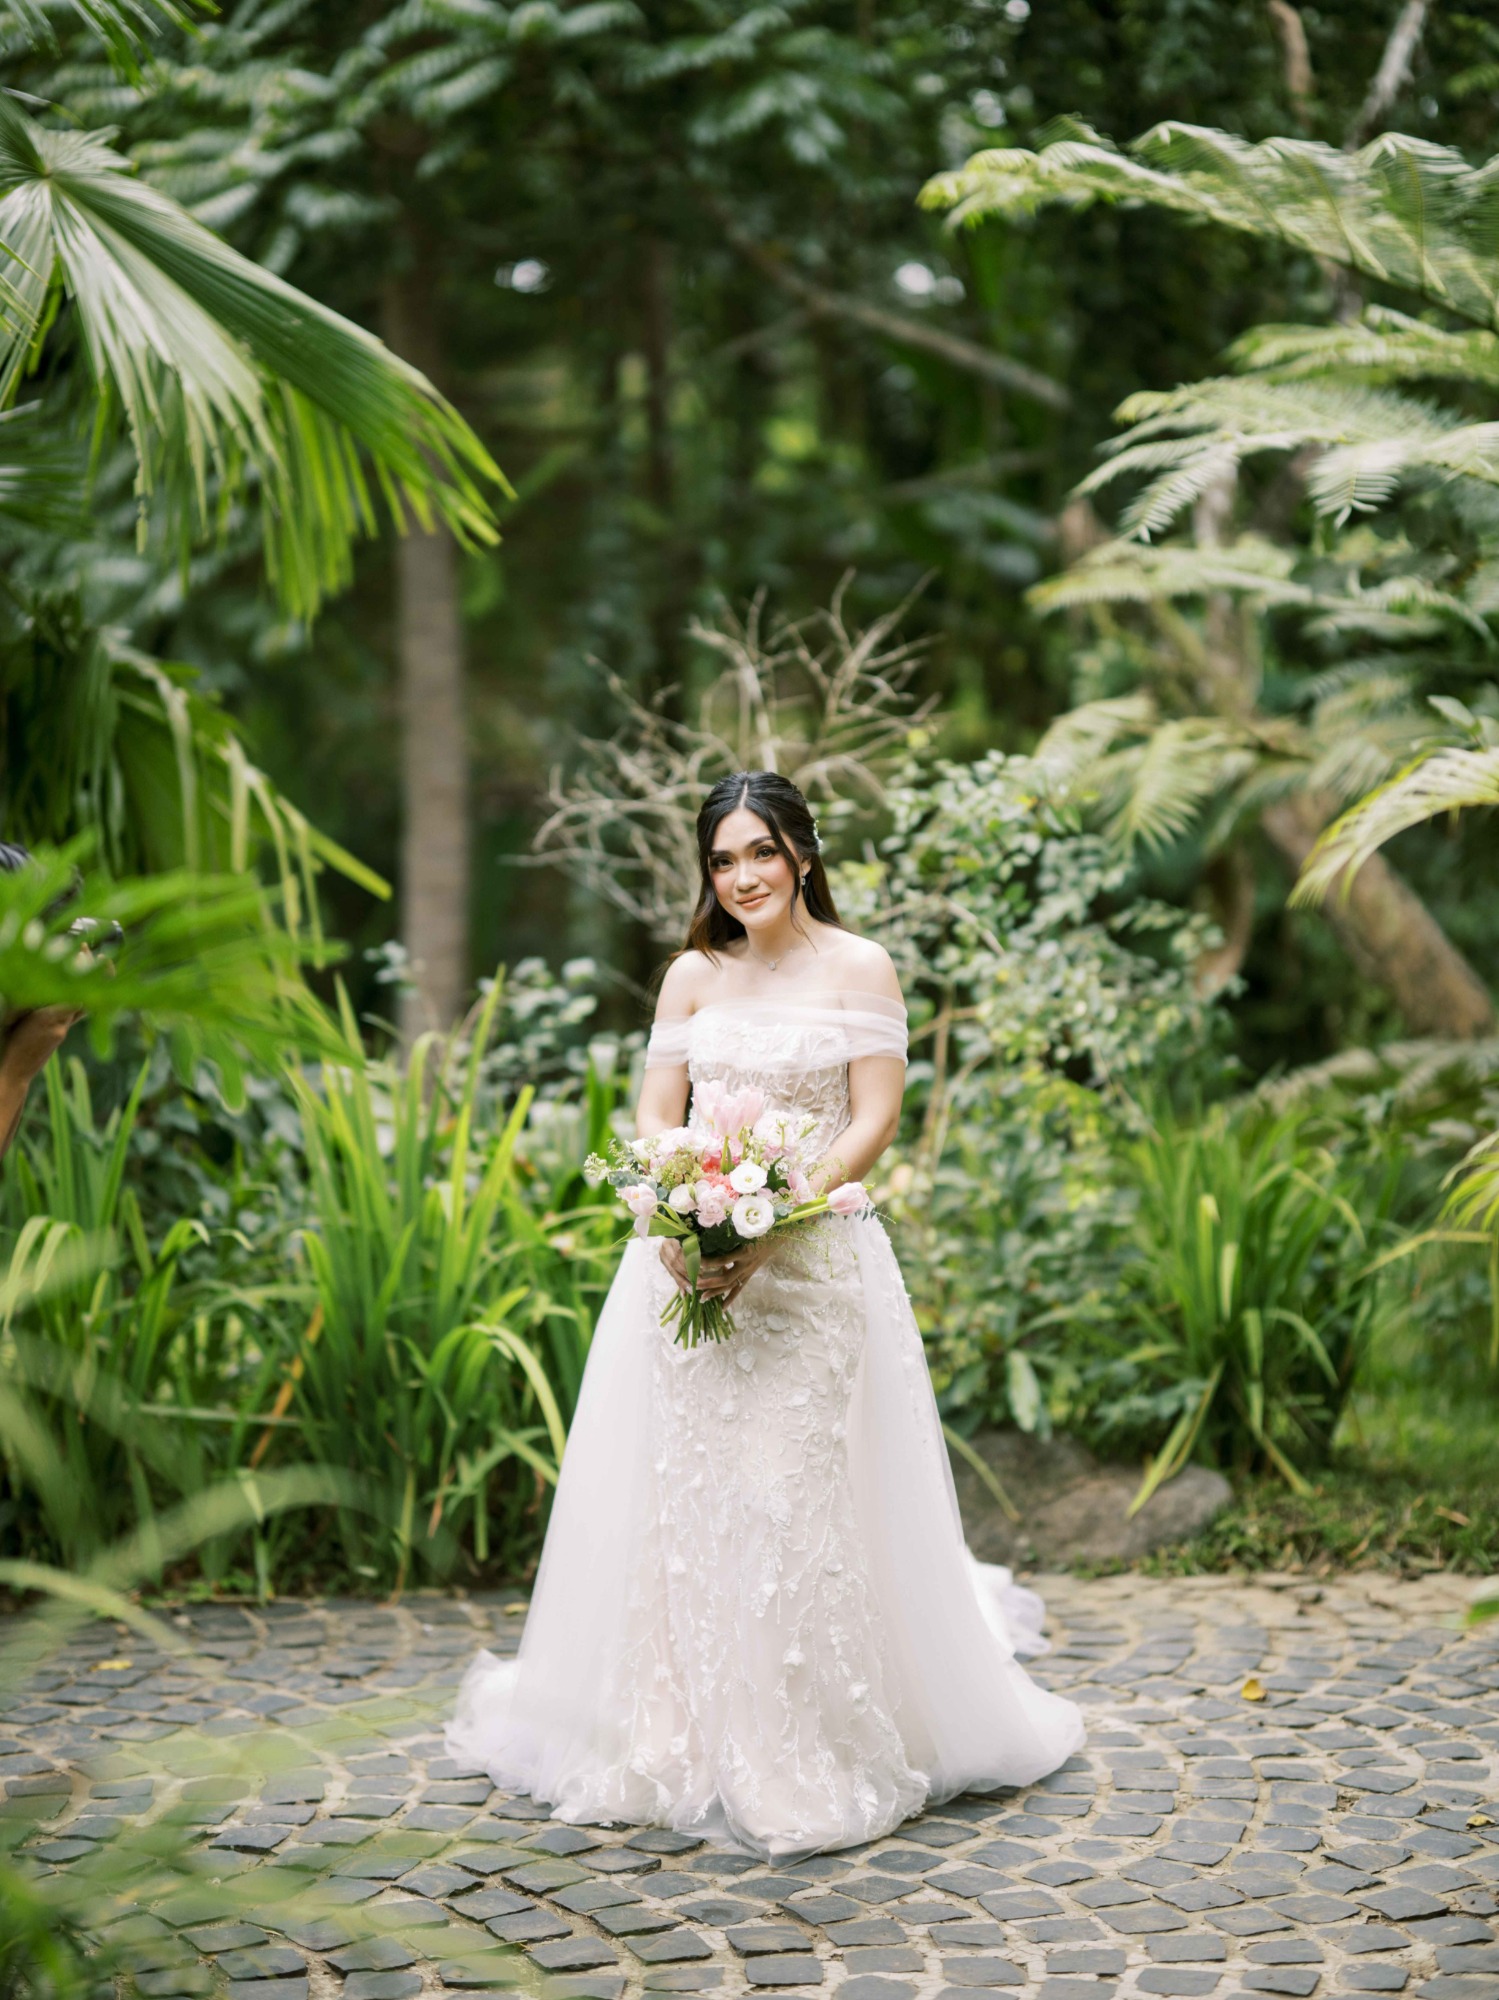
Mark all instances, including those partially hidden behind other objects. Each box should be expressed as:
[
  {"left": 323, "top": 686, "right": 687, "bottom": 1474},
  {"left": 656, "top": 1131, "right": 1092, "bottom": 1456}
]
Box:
[
  {"left": 730, "top": 1193, "right": 775, "bottom": 1239},
  {"left": 728, "top": 1160, "right": 768, "bottom": 1194},
  {"left": 667, "top": 1183, "right": 696, "bottom": 1213}
]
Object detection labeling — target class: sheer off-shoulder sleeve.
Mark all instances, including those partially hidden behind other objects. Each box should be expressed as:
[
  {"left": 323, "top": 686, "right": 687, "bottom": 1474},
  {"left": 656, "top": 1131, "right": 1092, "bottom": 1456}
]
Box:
[
  {"left": 839, "top": 990, "right": 908, "bottom": 1064},
  {"left": 644, "top": 1015, "right": 692, "bottom": 1070}
]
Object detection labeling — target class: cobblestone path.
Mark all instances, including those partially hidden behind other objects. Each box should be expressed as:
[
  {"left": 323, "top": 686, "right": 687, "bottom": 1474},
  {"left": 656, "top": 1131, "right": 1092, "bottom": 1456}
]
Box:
[{"left": 6, "top": 1573, "right": 1498, "bottom": 2000}]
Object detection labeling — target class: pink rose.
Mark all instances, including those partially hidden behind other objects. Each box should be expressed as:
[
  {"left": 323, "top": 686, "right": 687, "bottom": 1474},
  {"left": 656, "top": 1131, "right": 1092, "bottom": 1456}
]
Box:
[
  {"left": 825, "top": 1182, "right": 868, "bottom": 1217},
  {"left": 787, "top": 1169, "right": 813, "bottom": 1202},
  {"left": 696, "top": 1194, "right": 729, "bottom": 1228}
]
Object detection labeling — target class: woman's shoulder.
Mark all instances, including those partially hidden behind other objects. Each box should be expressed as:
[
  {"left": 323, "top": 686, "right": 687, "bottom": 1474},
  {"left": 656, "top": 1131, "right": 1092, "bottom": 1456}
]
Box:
[
  {"left": 654, "top": 950, "right": 716, "bottom": 1017},
  {"left": 821, "top": 930, "right": 903, "bottom": 1003}
]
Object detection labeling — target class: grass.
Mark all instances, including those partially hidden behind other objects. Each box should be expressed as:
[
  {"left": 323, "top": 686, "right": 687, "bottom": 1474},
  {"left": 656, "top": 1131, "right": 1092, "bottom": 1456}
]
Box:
[{"left": 1122, "top": 1295, "right": 1499, "bottom": 1579}]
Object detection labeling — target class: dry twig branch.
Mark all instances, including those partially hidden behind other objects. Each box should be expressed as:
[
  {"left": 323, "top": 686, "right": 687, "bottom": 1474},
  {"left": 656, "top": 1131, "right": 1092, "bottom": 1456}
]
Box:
[{"left": 534, "top": 580, "right": 938, "bottom": 942}]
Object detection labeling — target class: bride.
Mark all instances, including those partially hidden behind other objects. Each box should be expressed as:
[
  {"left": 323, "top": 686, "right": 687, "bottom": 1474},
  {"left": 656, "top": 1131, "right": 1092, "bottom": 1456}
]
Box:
[{"left": 447, "top": 770, "right": 1085, "bottom": 1858}]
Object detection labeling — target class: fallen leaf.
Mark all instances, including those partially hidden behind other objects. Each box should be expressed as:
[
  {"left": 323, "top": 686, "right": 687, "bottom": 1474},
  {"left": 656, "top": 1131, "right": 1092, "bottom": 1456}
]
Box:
[
  {"left": 1470, "top": 1812, "right": 1495, "bottom": 1829},
  {"left": 92, "top": 1659, "right": 133, "bottom": 1672},
  {"left": 1240, "top": 1676, "right": 1266, "bottom": 1702},
  {"left": 1435, "top": 1506, "right": 1471, "bottom": 1527}
]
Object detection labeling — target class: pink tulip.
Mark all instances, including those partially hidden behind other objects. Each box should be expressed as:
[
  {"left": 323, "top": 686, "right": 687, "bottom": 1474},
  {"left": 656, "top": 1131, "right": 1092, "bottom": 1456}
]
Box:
[{"left": 825, "top": 1182, "right": 868, "bottom": 1217}]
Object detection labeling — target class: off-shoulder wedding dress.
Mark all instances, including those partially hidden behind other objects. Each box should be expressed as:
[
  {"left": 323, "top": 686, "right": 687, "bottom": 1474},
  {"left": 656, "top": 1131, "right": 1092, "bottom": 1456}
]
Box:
[{"left": 447, "top": 990, "right": 1085, "bottom": 1858}]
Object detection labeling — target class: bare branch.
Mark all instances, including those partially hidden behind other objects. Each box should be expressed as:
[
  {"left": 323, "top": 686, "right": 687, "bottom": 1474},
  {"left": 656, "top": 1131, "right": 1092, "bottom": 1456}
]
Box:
[
  {"left": 1347, "top": 0, "right": 1431, "bottom": 149},
  {"left": 533, "top": 585, "right": 939, "bottom": 943}
]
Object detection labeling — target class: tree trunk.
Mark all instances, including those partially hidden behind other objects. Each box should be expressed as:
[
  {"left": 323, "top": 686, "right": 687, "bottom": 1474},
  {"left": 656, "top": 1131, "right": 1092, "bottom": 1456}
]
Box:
[
  {"left": 1261, "top": 792, "right": 1495, "bottom": 1039},
  {"left": 383, "top": 263, "right": 470, "bottom": 1039}
]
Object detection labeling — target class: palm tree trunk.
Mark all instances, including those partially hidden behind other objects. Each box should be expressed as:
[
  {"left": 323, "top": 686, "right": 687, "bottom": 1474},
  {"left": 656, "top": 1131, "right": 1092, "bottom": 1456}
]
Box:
[
  {"left": 383, "top": 264, "right": 470, "bottom": 1038},
  {"left": 1262, "top": 792, "right": 1495, "bottom": 1038}
]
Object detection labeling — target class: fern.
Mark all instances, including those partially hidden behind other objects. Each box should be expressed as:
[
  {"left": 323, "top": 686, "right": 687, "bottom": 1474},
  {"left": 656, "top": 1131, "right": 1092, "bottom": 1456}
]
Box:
[{"left": 924, "top": 121, "right": 1499, "bottom": 331}]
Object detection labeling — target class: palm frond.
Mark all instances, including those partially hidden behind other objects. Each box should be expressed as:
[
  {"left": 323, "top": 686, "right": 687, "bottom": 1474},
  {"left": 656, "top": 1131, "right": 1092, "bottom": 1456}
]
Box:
[
  {"left": 923, "top": 120, "right": 1499, "bottom": 332},
  {"left": 0, "top": 94, "right": 509, "bottom": 618},
  {"left": 1293, "top": 743, "right": 1499, "bottom": 902},
  {"left": 5, "top": 0, "right": 205, "bottom": 72},
  {"left": 0, "top": 400, "right": 85, "bottom": 533}
]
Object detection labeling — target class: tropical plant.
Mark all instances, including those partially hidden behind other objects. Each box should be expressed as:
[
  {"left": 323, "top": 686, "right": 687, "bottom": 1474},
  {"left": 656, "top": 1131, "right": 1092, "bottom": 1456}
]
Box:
[
  {"left": 828, "top": 745, "right": 1223, "bottom": 1437},
  {"left": 1101, "top": 1105, "right": 1396, "bottom": 1511},
  {"left": 265, "top": 974, "right": 617, "bottom": 1591},
  {"left": 0, "top": 91, "right": 507, "bottom": 621},
  {"left": 1294, "top": 699, "right": 1499, "bottom": 1366},
  {"left": 923, "top": 120, "right": 1499, "bottom": 1044}
]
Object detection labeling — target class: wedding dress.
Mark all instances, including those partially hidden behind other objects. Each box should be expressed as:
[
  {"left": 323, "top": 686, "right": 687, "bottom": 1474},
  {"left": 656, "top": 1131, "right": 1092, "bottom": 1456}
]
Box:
[{"left": 447, "top": 990, "right": 1085, "bottom": 1859}]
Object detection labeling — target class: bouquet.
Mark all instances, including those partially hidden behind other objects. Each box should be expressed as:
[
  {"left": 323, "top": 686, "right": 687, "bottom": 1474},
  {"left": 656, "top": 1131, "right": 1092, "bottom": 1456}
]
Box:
[{"left": 585, "top": 1080, "right": 871, "bottom": 1347}]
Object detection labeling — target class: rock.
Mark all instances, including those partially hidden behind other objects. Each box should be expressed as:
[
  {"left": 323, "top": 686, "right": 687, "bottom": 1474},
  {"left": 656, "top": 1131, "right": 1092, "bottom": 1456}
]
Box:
[{"left": 946, "top": 1429, "right": 1232, "bottom": 1566}]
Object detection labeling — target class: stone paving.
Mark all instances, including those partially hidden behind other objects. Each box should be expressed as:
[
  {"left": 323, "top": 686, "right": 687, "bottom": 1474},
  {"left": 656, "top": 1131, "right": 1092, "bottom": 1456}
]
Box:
[{"left": 5, "top": 1572, "right": 1499, "bottom": 2000}]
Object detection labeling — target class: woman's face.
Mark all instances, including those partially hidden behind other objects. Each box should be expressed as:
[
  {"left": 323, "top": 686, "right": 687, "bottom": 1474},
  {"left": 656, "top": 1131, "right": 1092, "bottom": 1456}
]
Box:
[{"left": 707, "top": 807, "right": 802, "bottom": 934}]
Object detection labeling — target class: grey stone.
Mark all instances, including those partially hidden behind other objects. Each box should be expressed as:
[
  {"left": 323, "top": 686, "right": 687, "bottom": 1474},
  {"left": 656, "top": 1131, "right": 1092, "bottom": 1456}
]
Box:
[
  {"left": 342, "top": 1979, "right": 422, "bottom": 2000},
  {"left": 1138, "top": 1974, "right": 1222, "bottom": 1996},
  {"left": 487, "top": 1910, "right": 571, "bottom": 1945},
  {"left": 948, "top": 1429, "right": 1231, "bottom": 1566},
  {"left": 642, "top": 1972, "right": 724, "bottom": 1991},
  {"left": 823, "top": 1920, "right": 906, "bottom": 1947},
  {"left": 842, "top": 1949, "right": 923, "bottom": 1974},
  {"left": 551, "top": 1881, "right": 641, "bottom": 1915},
  {"left": 1359, "top": 1889, "right": 1449, "bottom": 1921},
  {"left": 527, "top": 1939, "right": 619, "bottom": 1972},
  {"left": 742, "top": 1955, "right": 824, "bottom": 1987},
  {"left": 223, "top": 1983, "right": 306, "bottom": 2000},
  {"left": 626, "top": 1932, "right": 714, "bottom": 1965},
  {"left": 837, "top": 1981, "right": 914, "bottom": 2000},
  {"left": 329, "top": 1940, "right": 418, "bottom": 1973},
  {"left": 1241, "top": 1972, "right": 1320, "bottom": 1997},
  {"left": 1339, "top": 1969, "right": 1408, "bottom": 1992},
  {"left": 726, "top": 1926, "right": 808, "bottom": 1956},
  {"left": 593, "top": 1907, "right": 677, "bottom": 1938},
  {"left": 216, "top": 1947, "right": 305, "bottom": 1978},
  {"left": 938, "top": 1959, "right": 1025, "bottom": 1986},
  {"left": 1151, "top": 1928, "right": 1231, "bottom": 1960},
  {"left": 1343, "top": 1929, "right": 1410, "bottom": 1954}
]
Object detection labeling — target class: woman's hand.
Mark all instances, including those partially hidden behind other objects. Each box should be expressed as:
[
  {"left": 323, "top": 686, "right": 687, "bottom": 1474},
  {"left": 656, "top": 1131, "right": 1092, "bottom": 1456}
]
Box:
[
  {"left": 697, "top": 1237, "right": 772, "bottom": 1307},
  {"left": 658, "top": 1235, "right": 772, "bottom": 1307}
]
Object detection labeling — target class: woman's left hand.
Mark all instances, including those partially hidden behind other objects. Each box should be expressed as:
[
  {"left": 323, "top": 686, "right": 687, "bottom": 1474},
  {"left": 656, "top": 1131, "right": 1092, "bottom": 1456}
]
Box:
[{"left": 696, "top": 1236, "right": 773, "bottom": 1306}]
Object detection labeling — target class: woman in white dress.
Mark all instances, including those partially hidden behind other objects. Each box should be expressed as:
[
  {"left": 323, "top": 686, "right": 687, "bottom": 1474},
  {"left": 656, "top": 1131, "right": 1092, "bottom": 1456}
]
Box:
[{"left": 448, "top": 771, "right": 1085, "bottom": 1858}]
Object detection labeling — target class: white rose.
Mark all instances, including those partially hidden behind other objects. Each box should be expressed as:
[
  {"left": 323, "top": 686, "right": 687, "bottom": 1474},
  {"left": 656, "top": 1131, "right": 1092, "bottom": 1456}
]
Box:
[
  {"left": 667, "top": 1183, "right": 696, "bottom": 1213},
  {"left": 728, "top": 1160, "right": 767, "bottom": 1194},
  {"left": 730, "top": 1193, "right": 775, "bottom": 1239}
]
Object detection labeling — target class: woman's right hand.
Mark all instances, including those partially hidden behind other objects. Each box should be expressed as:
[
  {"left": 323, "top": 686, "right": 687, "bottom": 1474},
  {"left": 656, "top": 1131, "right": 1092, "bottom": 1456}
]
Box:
[{"left": 659, "top": 1239, "right": 690, "bottom": 1295}]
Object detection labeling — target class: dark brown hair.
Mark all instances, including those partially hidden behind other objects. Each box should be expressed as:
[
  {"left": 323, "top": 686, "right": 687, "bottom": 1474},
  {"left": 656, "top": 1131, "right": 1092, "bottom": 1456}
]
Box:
[{"left": 684, "top": 771, "right": 845, "bottom": 959}]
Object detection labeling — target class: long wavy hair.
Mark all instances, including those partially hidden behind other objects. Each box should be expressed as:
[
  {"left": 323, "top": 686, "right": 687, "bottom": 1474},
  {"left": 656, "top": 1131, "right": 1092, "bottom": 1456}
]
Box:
[{"left": 683, "top": 771, "right": 845, "bottom": 960}]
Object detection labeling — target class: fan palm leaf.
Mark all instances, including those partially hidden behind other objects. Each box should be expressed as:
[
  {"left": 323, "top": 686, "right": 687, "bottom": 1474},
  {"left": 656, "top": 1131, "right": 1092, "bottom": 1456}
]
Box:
[
  {"left": 923, "top": 121, "right": 1499, "bottom": 332},
  {"left": 0, "top": 93, "right": 509, "bottom": 618}
]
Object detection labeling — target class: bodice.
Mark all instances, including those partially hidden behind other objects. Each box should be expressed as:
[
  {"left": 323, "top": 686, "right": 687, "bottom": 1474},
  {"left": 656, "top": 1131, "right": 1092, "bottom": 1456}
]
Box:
[{"left": 645, "top": 995, "right": 908, "bottom": 1163}]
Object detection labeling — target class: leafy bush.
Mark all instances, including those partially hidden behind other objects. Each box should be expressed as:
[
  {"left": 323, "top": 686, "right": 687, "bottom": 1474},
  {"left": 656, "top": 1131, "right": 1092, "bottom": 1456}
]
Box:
[
  {"left": 835, "top": 748, "right": 1225, "bottom": 1436},
  {"left": 1097, "top": 1105, "right": 1398, "bottom": 1505},
  {"left": 0, "top": 961, "right": 627, "bottom": 1594}
]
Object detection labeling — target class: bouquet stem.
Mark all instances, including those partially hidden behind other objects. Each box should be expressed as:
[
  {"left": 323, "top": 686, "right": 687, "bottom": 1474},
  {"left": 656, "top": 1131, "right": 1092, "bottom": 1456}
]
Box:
[{"left": 662, "top": 1285, "right": 736, "bottom": 1349}]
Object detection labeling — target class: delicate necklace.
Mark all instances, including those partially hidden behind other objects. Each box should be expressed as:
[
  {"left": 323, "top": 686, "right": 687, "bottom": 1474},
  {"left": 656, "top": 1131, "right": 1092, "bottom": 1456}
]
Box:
[{"left": 746, "top": 937, "right": 801, "bottom": 972}]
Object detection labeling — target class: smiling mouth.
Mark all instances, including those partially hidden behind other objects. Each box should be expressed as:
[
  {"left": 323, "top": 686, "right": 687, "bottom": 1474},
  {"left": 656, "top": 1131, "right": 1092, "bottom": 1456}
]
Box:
[{"left": 738, "top": 894, "right": 769, "bottom": 911}]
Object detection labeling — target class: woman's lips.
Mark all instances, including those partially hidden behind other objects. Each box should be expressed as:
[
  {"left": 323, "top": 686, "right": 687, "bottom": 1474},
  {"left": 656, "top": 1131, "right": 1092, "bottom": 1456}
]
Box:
[{"left": 738, "top": 894, "right": 768, "bottom": 911}]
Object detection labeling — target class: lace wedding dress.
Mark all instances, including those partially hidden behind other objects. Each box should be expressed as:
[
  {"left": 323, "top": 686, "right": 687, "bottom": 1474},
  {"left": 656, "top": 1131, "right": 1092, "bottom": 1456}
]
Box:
[{"left": 447, "top": 992, "right": 1085, "bottom": 1858}]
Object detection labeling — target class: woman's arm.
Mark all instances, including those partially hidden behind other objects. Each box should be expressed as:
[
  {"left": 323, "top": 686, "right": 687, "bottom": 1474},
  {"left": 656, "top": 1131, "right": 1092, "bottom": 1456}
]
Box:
[
  {"left": 632, "top": 954, "right": 698, "bottom": 1140},
  {"left": 812, "top": 1052, "right": 905, "bottom": 1192}
]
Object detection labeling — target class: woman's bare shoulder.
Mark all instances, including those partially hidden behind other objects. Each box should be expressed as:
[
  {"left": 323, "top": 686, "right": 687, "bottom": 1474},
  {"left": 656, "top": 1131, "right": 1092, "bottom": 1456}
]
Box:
[
  {"left": 823, "top": 929, "right": 903, "bottom": 1001},
  {"left": 654, "top": 950, "right": 716, "bottom": 1017}
]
